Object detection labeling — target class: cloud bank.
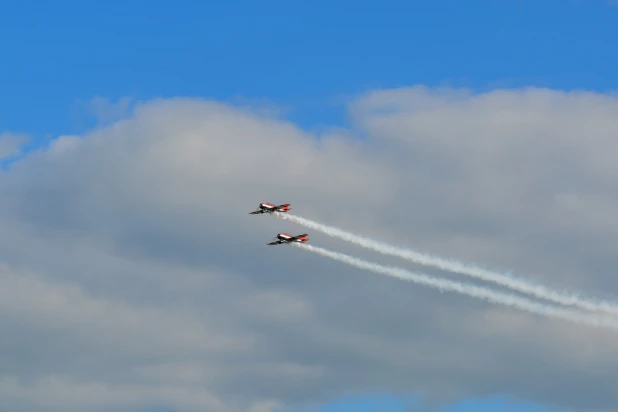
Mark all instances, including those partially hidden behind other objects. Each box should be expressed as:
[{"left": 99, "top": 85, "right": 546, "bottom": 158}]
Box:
[{"left": 2, "top": 86, "right": 618, "bottom": 411}]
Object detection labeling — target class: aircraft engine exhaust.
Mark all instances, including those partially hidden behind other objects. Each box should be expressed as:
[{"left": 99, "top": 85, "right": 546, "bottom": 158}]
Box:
[
  {"left": 293, "top": 243, "right": 618, "bottom": 330},
  {"left": 278, "top": 214, "right": 618, "bottom": 316}
]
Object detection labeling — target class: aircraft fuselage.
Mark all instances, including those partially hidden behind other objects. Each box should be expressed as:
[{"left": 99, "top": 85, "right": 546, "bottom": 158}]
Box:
[{"left": 249, "top": 202, "right": 291, "bottom": 214}]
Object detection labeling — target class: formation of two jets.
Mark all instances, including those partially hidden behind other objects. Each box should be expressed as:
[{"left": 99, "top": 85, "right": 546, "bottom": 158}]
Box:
[{"left": 249, "top": 202, "right": 308, "bottom": 246}]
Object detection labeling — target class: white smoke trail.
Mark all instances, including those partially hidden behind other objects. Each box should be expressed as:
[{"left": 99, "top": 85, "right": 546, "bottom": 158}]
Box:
[
  {"left": 278, "top": 213, "right": 618, "bottom": 315},
  {"left": 294, "top": 243, "right": 618, "bottom": 330}
]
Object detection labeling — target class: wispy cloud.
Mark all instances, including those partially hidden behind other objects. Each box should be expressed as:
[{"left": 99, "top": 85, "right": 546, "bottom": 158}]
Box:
[{"left": 0, "top": 132, "right": 28, "bottom": 159}]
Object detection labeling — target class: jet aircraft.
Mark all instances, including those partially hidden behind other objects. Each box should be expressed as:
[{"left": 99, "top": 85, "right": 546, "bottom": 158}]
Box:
[
  {"left": 267, "top": 233, "right": 308, "bottom": 246},
  {"left": 249, "top": 202, "right": 291, "bottom": 214}
]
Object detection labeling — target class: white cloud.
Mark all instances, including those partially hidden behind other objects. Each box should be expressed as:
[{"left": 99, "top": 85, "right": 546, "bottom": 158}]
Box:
[
  {"left": 0, "top": 264, "right": 251, "bottom": 356},
  {"left": 0, "top": 375, "right": 230, "bottom": 411},
  {"left": 0, "top": 132, "right": 28, "bottom": 159},
  {"left": 2, "top": 87, "right": 618, "bottom": 411},
  {"left": 87, "top": 96, "right": 134, "bottom": 125}
]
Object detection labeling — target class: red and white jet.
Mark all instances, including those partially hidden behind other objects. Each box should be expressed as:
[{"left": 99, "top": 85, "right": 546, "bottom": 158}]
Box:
[
  {"left": 267, "top": 233, "right": 308, "bottom": 246},
  {"left": 249, "top": 202, "right": 291, "bottom": 214}
]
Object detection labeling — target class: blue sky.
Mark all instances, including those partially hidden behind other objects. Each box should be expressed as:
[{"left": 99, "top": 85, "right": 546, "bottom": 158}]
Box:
[
  {"left": 1, "top": 0, "right": 617, "bottom": 140},
  {"left": 1, "top": 1, "right": 614, "bottom": 411}
]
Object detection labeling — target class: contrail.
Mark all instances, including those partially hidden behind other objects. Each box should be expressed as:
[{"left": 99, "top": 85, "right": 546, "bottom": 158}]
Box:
[
  {"left": 278, "top": 214, "right": 618, "bottom": 315},
  {"left": 294, "top": 243, "right": 618, "bottom": 330}
]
